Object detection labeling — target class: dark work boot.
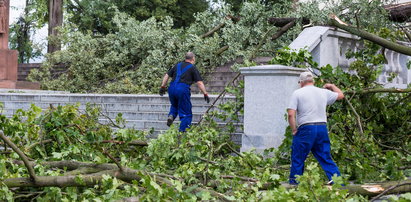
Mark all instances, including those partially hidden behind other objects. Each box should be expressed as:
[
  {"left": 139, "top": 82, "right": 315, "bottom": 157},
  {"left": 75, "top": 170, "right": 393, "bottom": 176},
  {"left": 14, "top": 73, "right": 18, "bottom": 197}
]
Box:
[{"left": 167, "top": 115, "right": 175, "bottom": 127}]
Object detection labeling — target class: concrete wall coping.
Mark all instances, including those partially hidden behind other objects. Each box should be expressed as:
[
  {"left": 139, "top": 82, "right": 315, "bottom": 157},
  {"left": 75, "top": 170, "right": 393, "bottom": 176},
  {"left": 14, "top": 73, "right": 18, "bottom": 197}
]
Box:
[
  {"left": 239, "top": 65, "right": 306, "bottom": 76},
  {"left": 289, "top": 26, "right": 361, "bottom": 52}
]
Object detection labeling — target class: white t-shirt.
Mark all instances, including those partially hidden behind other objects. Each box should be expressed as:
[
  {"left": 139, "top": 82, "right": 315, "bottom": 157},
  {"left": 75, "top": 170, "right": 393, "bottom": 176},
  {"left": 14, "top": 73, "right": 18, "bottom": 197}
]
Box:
[{"left": 287, "top": 85, "right": 338, "bottom": 126}]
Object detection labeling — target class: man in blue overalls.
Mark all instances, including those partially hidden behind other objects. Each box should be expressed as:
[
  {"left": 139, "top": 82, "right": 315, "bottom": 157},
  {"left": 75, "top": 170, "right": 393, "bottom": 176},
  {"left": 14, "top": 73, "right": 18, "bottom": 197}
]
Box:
[
  {"left": 159, "top": 52, "right": 209, "bottom": 132},
  {"left": 287, "top": 71, "right": 344, "bottom": 185}
]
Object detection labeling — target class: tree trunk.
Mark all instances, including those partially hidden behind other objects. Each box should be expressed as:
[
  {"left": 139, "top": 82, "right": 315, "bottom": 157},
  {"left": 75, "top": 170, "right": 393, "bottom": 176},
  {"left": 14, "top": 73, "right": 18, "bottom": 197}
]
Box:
[
  {"left": 346, "top": 88, "right": 411, "bottom": 94},
  {"left": 346, "top": 179, "right": 411, "bottom": 197},
  {"left": 48, "top": 0, "right": 63, "bottom": 53},
  {"left": 329, "top": 15, "right": 411, "bottom": 56},
  {"left": 268, "top": 17, "right": 309, "bottom": 27}
]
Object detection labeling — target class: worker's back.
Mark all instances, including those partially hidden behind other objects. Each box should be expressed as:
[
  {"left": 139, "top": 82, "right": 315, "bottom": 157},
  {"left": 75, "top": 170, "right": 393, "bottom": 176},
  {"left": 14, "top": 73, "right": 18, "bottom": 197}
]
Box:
[{"left": 289, "top": 85, "right": 338, "bottom": 126}]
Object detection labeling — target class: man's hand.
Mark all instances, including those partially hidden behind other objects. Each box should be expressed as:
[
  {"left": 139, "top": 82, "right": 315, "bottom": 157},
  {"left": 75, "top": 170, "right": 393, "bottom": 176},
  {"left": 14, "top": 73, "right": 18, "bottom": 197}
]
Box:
[
  {"left": 288, "top": 109, "right": 297, "bottom": 136},
  {"left": 323, "top": 83, "right": 344, "bottom": 100},
  {"left": 159, "top": 86, "right": 167, "bottom": 96},
  {"left": 292, "top": 129, "right": 297, "bottom": 136},
  {"left": 323, "top": 83, "right": 334, "bottom": 90},
  {"left": 204, "top": 94, "right": 210, "bottom": 103}
]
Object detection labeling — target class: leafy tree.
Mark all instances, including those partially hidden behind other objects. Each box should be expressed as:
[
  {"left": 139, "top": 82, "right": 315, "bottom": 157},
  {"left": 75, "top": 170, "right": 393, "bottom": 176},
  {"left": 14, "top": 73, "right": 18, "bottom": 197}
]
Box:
[
  {"left": 28, "top": 2, "right": 295, "bottom": 93},
  {"left": 222, "top": 0, "right": 293, "bottom": 13},
  {"left": 66, "top": 0, "right": 210, "bottom": 34}
]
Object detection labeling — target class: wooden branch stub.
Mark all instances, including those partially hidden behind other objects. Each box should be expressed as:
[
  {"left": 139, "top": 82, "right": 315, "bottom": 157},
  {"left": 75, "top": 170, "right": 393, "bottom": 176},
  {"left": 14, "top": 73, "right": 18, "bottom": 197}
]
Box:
[
  {"left": 385, "top": 2, "right": 411, "bottom": 22},
  {"left": 268, "top": 17, "right": 309, "bottom": 27}
]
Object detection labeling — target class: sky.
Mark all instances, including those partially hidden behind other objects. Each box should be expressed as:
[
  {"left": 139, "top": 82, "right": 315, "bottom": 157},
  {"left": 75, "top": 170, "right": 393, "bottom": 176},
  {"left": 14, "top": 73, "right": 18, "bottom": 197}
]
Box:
[
  {"left": 9, "top": 0, "right": 411, "bottom": 63},
  {"left": 10, "top": 0, "right": 48, "bottom": 63}
]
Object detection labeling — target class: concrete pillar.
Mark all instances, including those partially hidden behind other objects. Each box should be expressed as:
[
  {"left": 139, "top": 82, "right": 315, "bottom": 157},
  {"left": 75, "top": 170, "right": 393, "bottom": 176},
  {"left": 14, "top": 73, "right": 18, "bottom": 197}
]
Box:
[{"left": 239, "top": 65, "right": 305, "bottom": 153}]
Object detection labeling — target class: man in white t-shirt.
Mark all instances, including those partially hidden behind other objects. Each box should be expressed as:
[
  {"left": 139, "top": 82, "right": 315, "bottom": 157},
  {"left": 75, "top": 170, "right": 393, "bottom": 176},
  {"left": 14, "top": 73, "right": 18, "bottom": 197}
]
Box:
[{"left": 287, "top": 71, "right": 344, "bottom": 185}]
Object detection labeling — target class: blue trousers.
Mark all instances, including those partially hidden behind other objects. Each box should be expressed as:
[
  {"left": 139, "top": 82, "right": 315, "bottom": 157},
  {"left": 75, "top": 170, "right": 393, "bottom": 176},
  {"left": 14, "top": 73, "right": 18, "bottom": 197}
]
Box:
[
  {"left": 289, "top": 124, "right": 341, "bottom": 184},
  {"left": 168, "top": 82, "right": 192, "bottom": 132}
]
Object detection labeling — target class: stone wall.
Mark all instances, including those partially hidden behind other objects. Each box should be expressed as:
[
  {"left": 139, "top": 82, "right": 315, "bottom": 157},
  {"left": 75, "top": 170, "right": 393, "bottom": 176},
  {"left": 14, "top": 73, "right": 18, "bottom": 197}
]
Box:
[{"left": 0, "top": 93, "right": 242, "bottom": 144}]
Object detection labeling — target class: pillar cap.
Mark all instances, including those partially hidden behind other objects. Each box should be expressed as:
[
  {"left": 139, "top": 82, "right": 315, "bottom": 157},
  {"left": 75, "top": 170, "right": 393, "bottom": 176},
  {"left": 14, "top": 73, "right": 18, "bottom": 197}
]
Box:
[{"left": 239, "top": 65, "right": 307, "bottom": 76}]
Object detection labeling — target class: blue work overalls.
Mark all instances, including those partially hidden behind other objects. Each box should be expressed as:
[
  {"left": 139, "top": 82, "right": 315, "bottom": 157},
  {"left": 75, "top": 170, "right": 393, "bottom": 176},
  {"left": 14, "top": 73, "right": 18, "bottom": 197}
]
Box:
[
  {"left": 289, "top": 124, "right": 341, "bottom": 184},
  {"left": 168, "top": 62, "right": 193, "bottom": 132}
]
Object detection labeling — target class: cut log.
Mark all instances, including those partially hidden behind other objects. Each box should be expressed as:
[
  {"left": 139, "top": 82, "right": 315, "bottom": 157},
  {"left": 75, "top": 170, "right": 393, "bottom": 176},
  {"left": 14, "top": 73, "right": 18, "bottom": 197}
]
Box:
[
  {"left": 2, "top": 169, "right": 131, "bottom": 188},
  {"left": 13, "top": 160, "right": 119, "bottom": 171},
  {"left": 346, "top": 179, "right": 411, "bottom": 197},
  {"left": 2, "top": 168, "right": 232, "bottom": 201}
]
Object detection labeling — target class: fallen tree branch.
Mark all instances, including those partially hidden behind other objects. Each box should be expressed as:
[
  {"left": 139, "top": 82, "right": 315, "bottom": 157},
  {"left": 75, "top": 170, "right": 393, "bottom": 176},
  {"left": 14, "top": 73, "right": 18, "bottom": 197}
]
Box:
[
  {"left": 26, "top": 139, "right": 53, "bottom": 152},
  {"left": 201, "top": 15, "right": 240, "bottom": 38},
  {"left": 271, "top": 20, "right": 297, "bottom": 40},
  {"left": 220, "top": 175, "right": 258, "bottom": 182},
  {"left": 268, "top": 17, "right": 309, "bottom": 27},
  {"left": 370, "top": 182, "right": 411, "bottom": 201},
  {"left": 101, "top": 140, "right": 148, "bottom": 146},
  {"left": 344, "top": 97, "right": 364, "bottom": 135},
  {"left": 399, "top": 165, "right": 411, "bottom": 170},
  {"left": 215, "top": 45, "right": 229, "bottom": 55},
  {"left": 2, "top": 168, "right": 233, "bottom": 201},
  {"left": 62, "top": 167, "right": 105, "bottom": 176},
  {"left": 201, "top": 23, "right": 226, "bottom": 38},
  {"left": 0, "top": 131, "right": 38, "bottom": 182},
  {"left": 198, "top": 18, "right": 297, "bottom": 125},
  {"left": 374, "top": 139, "right": 411, "bottom": 155},
  {"left": 329, "top": 14, "right": 411, "bottom": 56},
  {"left": 198, "top": 157, "right": 219, "bottom": 165},
  {"left": 102, "top": 148, "right": 124, "bottom": 172},
  {"left": 345, "top": 179, "right": 411, "bottom": 197},
  {"left": 13, "top": 160, "right": 118, "bottom": 171},
  {"left": 5, "top": 159, "right": 411, "bottom": 199},
  {"left": 346, "top": 88, "right": 411, "bottom": 94}
]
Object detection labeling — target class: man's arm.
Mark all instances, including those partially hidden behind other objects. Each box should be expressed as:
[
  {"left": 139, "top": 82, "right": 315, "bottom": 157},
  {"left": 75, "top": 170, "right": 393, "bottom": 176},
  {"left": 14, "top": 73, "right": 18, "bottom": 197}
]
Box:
[
  {"left": 161, "top": 74, "right": 169, "bottom": 87},
  {"left": 287, "top": 109, "right": 297, "bottom": 135},
  {"left": 323, "top": 83, "right": 344, "bottom": 100},
  {"left": 196, "top": 81, "right": 208, "bottom": 95}
]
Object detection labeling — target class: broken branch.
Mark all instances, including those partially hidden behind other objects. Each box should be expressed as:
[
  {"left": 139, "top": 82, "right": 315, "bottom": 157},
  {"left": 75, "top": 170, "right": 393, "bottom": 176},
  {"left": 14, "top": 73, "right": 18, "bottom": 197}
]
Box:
[
  {"left": 0, "top": 131, "right": 38, "bottom": 182},
  {"left": 329, "top": 14, "right": 411, "bottom": 56},
  {"left": 346, "top": 88, "right": 411, "bottom": 94}
]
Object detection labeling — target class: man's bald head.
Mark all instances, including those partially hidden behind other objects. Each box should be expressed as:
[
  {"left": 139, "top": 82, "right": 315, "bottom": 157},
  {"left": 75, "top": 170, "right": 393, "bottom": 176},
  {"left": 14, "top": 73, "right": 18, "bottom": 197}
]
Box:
[{"left": 185, "top": 52, "right": 196, "bottom": 64}]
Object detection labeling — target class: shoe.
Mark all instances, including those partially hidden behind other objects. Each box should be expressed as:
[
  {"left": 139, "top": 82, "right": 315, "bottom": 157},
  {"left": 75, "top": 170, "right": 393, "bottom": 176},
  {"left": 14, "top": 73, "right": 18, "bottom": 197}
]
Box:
[
  {"left": 289, "top": 179, "right": 298, "bottom": 185},
  {"left": 167, "top": 115, "right": 175, "bottom": 127}
]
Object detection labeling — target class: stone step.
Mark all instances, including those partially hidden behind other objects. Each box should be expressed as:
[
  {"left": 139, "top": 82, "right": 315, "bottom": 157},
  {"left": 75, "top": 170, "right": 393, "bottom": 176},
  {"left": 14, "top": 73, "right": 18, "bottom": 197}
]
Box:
[
  {"left": 147, "top": 130, "right": 242, "bottom": 144},
  {"left": 105, "top": 111, "right": 206, "bottom": 122},
  {"left": 100, "top": 119, "right": 243, "bottom": 132},
  {"left": 1, "top": 101, "right": 215, "bottom": 113},
  {"left": 0, "top": 94, "right": 234, "bottom": 105},
  {"left": 105, "top": 111, "right": 242, "bottom": 123},
  {"left": 207, "top": 75, "right": 243, "bottom": 81},
  {"left": 0, "top": 93, "right": 243, "bottom": 144},
  {"left": 206, "top": 80, "right": 230, "bottom": 86}
]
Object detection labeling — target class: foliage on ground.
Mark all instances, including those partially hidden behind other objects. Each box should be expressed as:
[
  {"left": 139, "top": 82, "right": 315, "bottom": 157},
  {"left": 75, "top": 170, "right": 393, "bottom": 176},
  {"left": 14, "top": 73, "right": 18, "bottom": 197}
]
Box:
[{"left": 0, "top": 102, "right": 363, "bottom": 201}]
